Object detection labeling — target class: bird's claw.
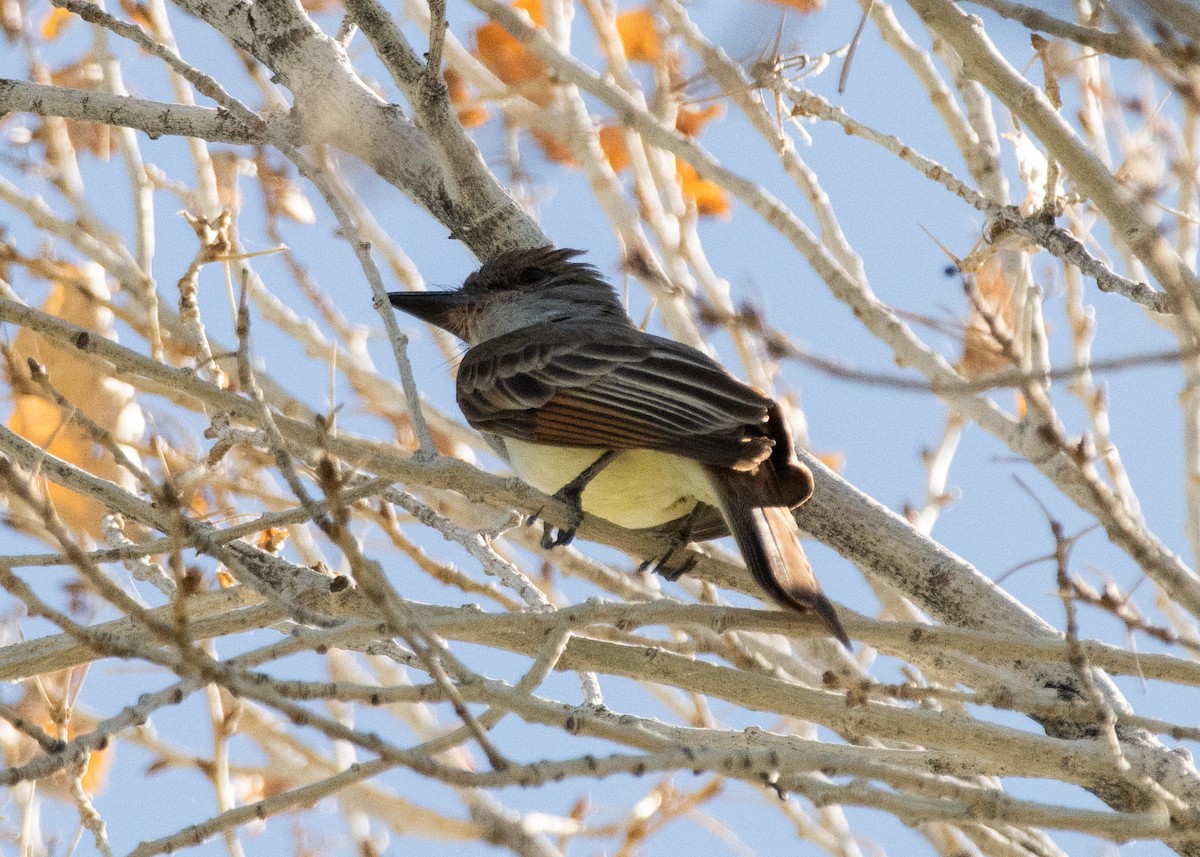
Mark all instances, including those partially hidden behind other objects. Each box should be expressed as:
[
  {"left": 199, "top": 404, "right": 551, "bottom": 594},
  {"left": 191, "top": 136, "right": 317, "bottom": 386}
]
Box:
[
  {"left": 541, "top": 522, "right": 575, "bottom": 549},
  {"left": 527, "top": 507, "right": 572, "bottom": 548},
  {"left": 537, "top": 451, "right": 616, "bottom": 551},
  {"left": 540, "top": 486, "right": 587, "bottom": 548},
  {"left": 640, "top": 551, "right": 698, "bottom": 581},
  {"left": 639, "top": 505, "right": 703, "bottom": 580}
]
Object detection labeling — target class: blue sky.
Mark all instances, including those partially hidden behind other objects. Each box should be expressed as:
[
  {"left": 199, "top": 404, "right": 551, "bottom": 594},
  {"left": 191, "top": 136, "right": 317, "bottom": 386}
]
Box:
[{"left": 0, "top": 0, "right": 1193, "bottom": 854}]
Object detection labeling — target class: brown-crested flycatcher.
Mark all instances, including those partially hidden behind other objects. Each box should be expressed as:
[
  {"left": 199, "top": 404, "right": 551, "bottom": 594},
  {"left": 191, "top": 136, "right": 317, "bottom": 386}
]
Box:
[{"left": 389, "top": 247, "right": 848, "bottom": 645}]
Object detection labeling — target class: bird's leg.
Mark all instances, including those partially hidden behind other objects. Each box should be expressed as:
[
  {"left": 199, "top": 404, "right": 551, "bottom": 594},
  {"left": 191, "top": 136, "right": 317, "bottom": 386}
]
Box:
[
  {"left": 540, "top": 450, "right": 618, "bottom": 549},
  {"left": 639, "top": 505, "right": 703, "bottom": 581}
]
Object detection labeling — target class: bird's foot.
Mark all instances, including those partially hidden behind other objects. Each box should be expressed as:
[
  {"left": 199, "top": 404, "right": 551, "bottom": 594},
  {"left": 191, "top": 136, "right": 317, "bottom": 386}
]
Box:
[
  {"left": 523, "top": 506, "right": 572, "bottom": 550},
  {"left": 639, "top": 551, "right": 698, "bottom": 581},
  {"left": 540, "top": 513, "right": 580, "bottom": 549},
  {"left": 539, "top": 451, "right": 617, "bottom": 550},
  {"left": 639, "top": 505, "right": 704, "bottom": 581}
]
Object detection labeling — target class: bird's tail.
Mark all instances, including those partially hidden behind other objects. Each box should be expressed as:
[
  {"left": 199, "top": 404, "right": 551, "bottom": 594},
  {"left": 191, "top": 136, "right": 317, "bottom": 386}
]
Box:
[{"left": 706, "top": 468, "right": 850, "bottom": 647}]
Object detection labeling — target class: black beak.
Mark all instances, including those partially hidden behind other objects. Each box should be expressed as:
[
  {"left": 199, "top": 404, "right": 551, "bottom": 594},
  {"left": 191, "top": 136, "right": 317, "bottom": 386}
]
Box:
[{"left": 387, "top": 289, "right": 473, "bottom": 333}]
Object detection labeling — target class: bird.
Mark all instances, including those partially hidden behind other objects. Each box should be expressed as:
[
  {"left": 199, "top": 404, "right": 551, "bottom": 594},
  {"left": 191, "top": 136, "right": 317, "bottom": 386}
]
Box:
[{"left": 388, "top": 246, "right": 849, "bottom": 646}]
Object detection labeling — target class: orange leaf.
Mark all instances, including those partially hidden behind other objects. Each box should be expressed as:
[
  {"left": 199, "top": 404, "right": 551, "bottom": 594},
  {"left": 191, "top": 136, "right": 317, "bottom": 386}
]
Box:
[
  {"left": 616, "top": 8, "right": 660, "bottom": 63},
  {"left": 474, "top": 21, "right": 536, "bottom": 85},
  {"left": 256, "top": 526, "right": 290, "bottom": 554},
  {"left": 753, "top": 0, "right": 824, "bottom": 12},
  {"left": 676, "top": 103, "right": 722, "bottom": 137},
  {"left": 473, "top": 0, "right": 551, "bottom": 104},
  {"left": 2, "top": 681, "right": 113, "bottom": 798},
  {"left": 958, "top": 254, "right": 1014, "bottom": 377},
  {"left": 40, "top": 6, "right": 74, "bottom": 39},
  {"left": 676, "top": 159, "right": 730, "bottom": 217},
  {"left": 815, "top": 451, "right": 845, "bottom": 473},
  {"left": 444, "top": 68, "right": 490, "bottom": 129},
  {"left": 515, "top": 0, "right": 544, "bottom": 27},
  {"left": 79, "top": 747, "right": 113, "bottom": 794},
  {"left": 42, "top": 55, "right": 110, "bottom": 158},
  {"left": 531, "top": 127, "right": 575, "bottom": 165},
  {"left": 257, "top": 158, "right": 316, "bottom": 224},
  {"left": 9, "top": 277, "right": 145, "bottom": 538},
  {"left": 7, "top": 395, "right": 110, "bottom": 531},
  {"left": 48, "top": 54, "right": 102, "bottom": 90},
  {"left": 118, "top": 0, "right": 153, "bottom": 29},
  {"left": 599, "top": 125, "right": 630, "bottom": 172},
  {"left": 474, "top": 16, "right": 551, "bottom": 105}
]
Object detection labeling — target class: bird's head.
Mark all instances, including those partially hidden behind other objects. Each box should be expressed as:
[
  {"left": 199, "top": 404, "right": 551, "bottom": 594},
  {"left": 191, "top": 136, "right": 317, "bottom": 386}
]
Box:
[{"left": 388, "top": 247, "right": 628, "bottom": 344}]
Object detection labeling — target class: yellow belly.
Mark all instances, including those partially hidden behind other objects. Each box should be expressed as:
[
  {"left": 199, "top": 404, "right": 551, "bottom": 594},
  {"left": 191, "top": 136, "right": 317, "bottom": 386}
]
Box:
[{"left": 503, "top": 440, "right": 715, "bottom": 530}]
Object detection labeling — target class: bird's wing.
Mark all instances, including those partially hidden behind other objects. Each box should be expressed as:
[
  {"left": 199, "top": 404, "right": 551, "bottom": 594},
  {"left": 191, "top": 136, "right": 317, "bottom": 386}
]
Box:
[{"left": 456, "top": 322, "right": 775, "bottom": 470}]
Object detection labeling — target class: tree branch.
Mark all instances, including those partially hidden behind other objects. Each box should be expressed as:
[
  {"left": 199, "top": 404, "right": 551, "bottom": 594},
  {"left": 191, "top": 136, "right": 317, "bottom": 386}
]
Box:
[{"left": 0, "top": 80, "right": 267, "bottom": 145}]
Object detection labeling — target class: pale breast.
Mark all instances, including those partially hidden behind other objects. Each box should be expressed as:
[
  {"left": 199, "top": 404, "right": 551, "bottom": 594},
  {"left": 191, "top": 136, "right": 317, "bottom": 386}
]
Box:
[{"left": 503, "top": 440, "right": 715, "bottom": 530}]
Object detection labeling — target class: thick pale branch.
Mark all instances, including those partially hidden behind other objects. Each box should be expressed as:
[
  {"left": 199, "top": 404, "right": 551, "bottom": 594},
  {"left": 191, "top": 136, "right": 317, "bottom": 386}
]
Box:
[
  {"left": 8, "top": 591, "right": 1200, "bottom": 693},
  {"left": 169, "top": 0, "right": 541, "bottom": 255},
  {"left": 466, "top": 0, "right": 1200, "bottom": 630},
  {"left": 3, "top": 0, "right": 1198, "bottom": 850},
  {"left": 0, "top": 79, "right": 268, "bottom": 144},
  {"left": 0, "top": 583, "right": 1190, "bottom": 807},
  {"left": 907, "top": 0, "right": 1200, "bottom": 323},
  {"left": 786, "top": 88, "right": 1170, "bottom": 313},
  {"left": 9, "top": 396, "right": 1200, "bottom": 825},
  {"left": 0, "top": 296, "right": 1173, "bottom": 669},
  {"left": 962, "top": 0, "right": 1181, "bottom": 62}
]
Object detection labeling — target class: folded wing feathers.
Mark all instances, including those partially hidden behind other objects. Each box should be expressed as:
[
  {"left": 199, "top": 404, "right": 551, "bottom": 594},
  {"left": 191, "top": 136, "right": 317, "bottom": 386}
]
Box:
[{"left": 458, "top": 325, "right": 778, "bottom": 468}]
